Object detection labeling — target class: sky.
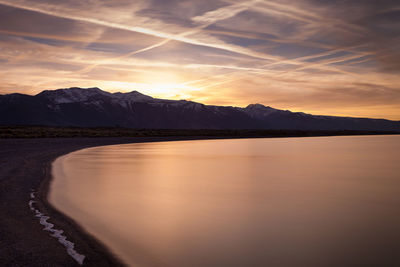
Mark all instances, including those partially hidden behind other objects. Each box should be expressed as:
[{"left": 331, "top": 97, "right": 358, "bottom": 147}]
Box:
[{"left": 0, "top": 0, "right": 399, "bottom": 119}]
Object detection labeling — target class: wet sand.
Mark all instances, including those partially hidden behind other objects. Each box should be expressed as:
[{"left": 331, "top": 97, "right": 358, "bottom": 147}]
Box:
[{"left": 0, "top": 137, "right": 227, "bottom": 266}]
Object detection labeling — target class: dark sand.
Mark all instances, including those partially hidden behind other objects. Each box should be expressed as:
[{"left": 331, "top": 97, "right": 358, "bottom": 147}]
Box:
[
  {"left": 0, "top": 137, "right": 224, "bottom": 266},
  {"left": 1, "top": 134, "right": 399, "bottom": 266}
]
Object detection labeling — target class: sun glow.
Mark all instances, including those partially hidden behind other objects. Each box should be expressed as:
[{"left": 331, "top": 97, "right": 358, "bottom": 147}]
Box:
[
  {"left": 135, "top": 72, "right": 202, "bottom": 99},
  {"left": 147, "top": 82, "right": 197, "bottom": 97},
  {"left": 98, "top": 80, "right": 199, "bottom": 100},
  {"left": 1, "top": 0, "right": 399, "bottom": 119}
]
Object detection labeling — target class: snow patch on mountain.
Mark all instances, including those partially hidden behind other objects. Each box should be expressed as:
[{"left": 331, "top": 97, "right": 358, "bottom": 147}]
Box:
[
  {"left": 2, "top": 86, "right": 395, "bottom": 131},
  {"left": 244, "top": 103, "right": 278, "bottom": 118},
  {"left": 38, "top": 87, "right": 110, "bottom": 104},
  {"left": 112, "top": 90, "right": 154, "bottom": 102}
]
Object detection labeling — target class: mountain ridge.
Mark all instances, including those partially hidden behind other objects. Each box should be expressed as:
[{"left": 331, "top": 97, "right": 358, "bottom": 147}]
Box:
[{"left": 1, "top": 87, "right": 399, "bottom": 131}]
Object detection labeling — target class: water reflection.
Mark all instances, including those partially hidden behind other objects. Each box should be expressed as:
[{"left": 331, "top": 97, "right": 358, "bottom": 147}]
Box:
[{"left": 50, "top": 136, "right": 400, "bottom": 266}]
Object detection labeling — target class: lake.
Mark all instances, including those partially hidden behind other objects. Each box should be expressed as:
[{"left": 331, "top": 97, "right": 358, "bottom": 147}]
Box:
[{"left": 50, "top": 135, "right": 400, "bottom": 266}]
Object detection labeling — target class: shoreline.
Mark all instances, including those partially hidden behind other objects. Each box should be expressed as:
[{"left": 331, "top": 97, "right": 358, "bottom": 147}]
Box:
[
  {"left": 1, "top": 135, "right": 271, "bottom": 266},
  {"left": 40, "top": 136, "right": 228, "bottom": 266},
  {"left": 38, "top": 146, "right": 123, "bottom": 267},
  {"left": 1, "top": 134, "right": 399, "bottom": 266}
]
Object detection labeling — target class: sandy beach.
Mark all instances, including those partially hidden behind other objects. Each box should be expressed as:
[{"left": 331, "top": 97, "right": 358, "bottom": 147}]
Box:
[{"left": 0, "top": 137, "right": 221, "bottom": 266}]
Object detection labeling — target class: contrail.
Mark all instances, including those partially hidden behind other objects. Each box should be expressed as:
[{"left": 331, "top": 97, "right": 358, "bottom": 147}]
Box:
[
  {"left": 77, "top": 0, "right": 263, "bottom": 73},
  {"left": 0, "top": 0, "right": 278, "bottom": 62},
  {"left": 0, "top": 0, "right": 370, "bottom": 80}
]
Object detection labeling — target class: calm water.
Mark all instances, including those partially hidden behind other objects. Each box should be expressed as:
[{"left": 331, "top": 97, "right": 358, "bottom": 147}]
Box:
[{"left": 50, "top": 136, "right": 400, "bottom": 267}]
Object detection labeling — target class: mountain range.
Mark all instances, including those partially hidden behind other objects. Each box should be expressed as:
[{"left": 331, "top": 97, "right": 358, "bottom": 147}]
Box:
[{"left": 1, "top": 87, "right": 399, "bottom": 131}]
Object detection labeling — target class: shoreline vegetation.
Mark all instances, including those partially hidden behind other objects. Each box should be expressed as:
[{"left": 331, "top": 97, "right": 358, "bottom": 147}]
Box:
[
  {"left": 1, "top": 128, "right": 399, "bottom": 266},
  {"left": 1, "top": 125, "right": 400, "bottom": 139}
]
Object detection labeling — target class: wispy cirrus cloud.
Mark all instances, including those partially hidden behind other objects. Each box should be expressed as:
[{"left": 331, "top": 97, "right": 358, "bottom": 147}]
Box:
[{"left": 0, "top": 0, "right": 399, "bottom": 119}]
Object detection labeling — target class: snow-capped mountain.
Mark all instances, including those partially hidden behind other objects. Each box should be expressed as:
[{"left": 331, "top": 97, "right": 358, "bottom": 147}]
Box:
[{"left": 1, "top": 87, "right": 399, "bottom": 131}]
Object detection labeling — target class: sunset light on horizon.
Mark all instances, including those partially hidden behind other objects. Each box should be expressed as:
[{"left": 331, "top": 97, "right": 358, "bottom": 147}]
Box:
[{"left": 1, "top": 0, "right": 399, "bottom": 119}]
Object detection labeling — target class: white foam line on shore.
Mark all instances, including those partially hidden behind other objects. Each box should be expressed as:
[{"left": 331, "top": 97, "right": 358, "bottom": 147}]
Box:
[{"left": 29, "top": 189, "right": 85, "bottom": 265}]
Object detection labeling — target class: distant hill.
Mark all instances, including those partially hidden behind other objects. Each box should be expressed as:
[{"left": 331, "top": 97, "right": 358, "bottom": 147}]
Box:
[{"left": 1, "top": 87, "right": 399, "bottom": 131}]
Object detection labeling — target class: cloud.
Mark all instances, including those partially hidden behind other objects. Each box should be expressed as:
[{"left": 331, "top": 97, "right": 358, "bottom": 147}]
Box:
[
  {"left": 0, "top": 0, "right": 281, "bottom": 61},
  {"left": 192, "top": 0, "right": 259, "bottom": 24},
  {"left": 0, "top": 0, "right": 399, "bottom": 119}
]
